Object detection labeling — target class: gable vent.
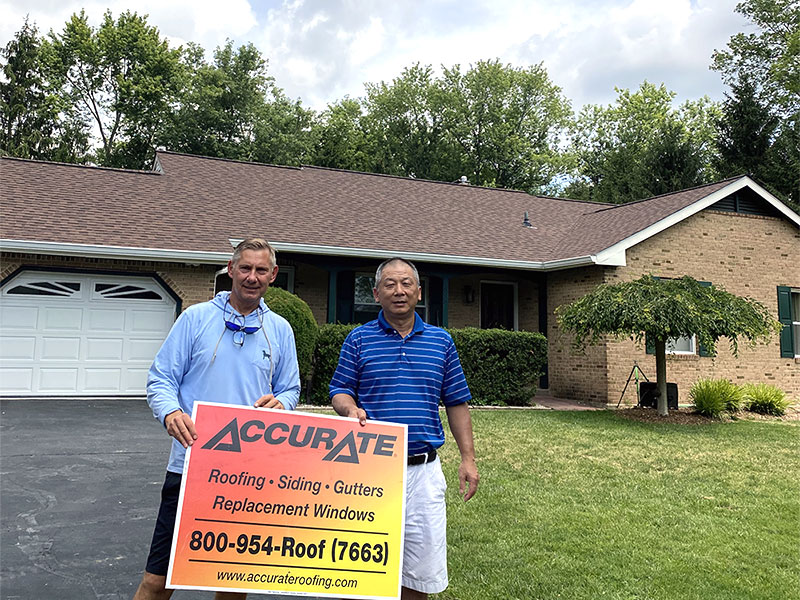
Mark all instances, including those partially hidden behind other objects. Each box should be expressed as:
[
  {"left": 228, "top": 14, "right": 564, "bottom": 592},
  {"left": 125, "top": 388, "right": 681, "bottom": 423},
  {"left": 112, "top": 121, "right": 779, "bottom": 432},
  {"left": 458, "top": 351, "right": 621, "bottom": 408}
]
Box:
[{"left": 709, "top": 187, "right": 782, "bottom": 217}]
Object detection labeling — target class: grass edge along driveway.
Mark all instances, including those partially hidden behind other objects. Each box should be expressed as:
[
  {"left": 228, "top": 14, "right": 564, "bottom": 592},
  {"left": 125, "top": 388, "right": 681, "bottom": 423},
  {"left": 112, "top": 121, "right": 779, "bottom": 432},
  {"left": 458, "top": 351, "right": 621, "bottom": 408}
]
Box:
[{"left": 436, "top": 409, "right": 799, "bottom": 600}]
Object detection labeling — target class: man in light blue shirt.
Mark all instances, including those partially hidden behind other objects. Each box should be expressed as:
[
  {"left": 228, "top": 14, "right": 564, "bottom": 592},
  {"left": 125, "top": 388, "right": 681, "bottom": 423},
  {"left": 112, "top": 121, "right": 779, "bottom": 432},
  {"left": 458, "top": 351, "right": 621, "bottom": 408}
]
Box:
[{"left": 134, "top": 238, "right": 300, "bottom": 600}]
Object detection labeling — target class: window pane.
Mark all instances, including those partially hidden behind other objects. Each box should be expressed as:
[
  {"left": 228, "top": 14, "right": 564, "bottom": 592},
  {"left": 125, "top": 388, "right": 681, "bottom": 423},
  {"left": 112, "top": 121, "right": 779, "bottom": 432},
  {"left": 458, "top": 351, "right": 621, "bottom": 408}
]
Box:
[
  {"left": 794, "top": 324, "right": 800, "bottom": 357},
  {"left": 792, "top": 291, "right": 800, "bottom": 321},
  {"left": 354, "top": 275, "right": 375, "bottom": 306},
  {"left": 272, "top": 271, "right": 289, "bottom": 291},
  {"left": 666, "top": 336, "right": 694, "bottom": 354}
]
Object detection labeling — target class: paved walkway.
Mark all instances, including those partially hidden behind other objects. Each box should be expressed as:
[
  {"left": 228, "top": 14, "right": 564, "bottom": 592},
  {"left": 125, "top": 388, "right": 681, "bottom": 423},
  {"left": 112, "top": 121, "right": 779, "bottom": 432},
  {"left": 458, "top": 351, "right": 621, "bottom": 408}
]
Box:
[{"left": 0, "top": 396, "right": 598, "bottom": 599}]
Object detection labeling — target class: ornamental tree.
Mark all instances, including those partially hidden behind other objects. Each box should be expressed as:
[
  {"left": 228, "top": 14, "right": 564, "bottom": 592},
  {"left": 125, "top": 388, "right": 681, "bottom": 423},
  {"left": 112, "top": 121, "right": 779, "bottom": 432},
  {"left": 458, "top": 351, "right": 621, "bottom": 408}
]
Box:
[{"left": 555, "top": 275, "right": 782, "bottom": 415}]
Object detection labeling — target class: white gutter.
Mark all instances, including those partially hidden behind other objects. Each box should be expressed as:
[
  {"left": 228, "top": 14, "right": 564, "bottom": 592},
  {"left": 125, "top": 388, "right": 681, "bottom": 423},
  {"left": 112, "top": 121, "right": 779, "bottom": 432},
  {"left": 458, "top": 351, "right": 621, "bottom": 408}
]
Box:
[
  {"left": 0, "top": 239, "right": 231, "bottom": 264},
  {"left": 0, "top": 239, "right": 609, "bottom": 273},
  {"left": 230, "top": 239, "right": 598, "bottom": 271}
]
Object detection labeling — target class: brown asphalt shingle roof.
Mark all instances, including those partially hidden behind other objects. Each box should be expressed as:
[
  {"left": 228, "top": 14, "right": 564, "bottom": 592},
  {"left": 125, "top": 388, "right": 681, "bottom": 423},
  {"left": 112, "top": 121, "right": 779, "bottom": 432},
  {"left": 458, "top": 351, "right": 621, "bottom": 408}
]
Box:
[{"left": 0, "top": 151, "right": 781, "bottom": 267}]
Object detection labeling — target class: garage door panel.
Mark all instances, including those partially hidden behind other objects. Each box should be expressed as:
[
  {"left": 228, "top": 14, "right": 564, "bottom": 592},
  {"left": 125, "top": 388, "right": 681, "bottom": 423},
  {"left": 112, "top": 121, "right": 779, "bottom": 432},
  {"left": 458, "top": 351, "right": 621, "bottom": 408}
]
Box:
[
  {"left": 130, "top": 309, "right": 175, "bottom": 333},
  {"left": 0, "top": 337, "right": 36, "bottom": 360},
  {"left": 83, "top": 369, "right": 122, "bottom": 392},
  {"left": 41, "top": 337, "right": 81, "bottom": 360},
  {"left": 86, "top": 338, "right": 124, "bottom": 361},
  {"left": 2, "top": 272, "right": 176, "bottom": 396},
  {"left": 0, "top": 368, "right": 34, "bottom": 391},
  {"left": 0, "top": 306, "right": 38, "bottom": 329},
  {"left": 88, "top": 309, "right": 127, "bottom": 332},
  {"left": 129, "top": 338, "right": 165, "bottom": 361},
  {"left": 125, "top": 368, "right": 149, "bottom": 392},
  {"left": 43, "top": 307, "right": 83, "bottom": 330},
  {"left": 39, "top": 368, "right": 79, "bottom": 391}
]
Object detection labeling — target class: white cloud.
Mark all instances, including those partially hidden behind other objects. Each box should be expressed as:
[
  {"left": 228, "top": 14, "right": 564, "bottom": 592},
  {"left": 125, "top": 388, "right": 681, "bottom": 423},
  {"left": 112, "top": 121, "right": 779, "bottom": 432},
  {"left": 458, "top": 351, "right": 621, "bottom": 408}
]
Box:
[{"left": 1, "top": 0, "right": 749, "bottom": 111}]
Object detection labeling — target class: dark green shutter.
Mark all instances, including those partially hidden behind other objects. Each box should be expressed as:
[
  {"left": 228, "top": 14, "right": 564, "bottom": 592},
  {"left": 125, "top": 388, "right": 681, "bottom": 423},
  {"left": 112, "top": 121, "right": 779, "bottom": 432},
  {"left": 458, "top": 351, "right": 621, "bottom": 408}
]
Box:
[
  {"left": 777, "top": 286, "right": 795, "bottom": 358},
  {"left": 335, "top": 271, "right": 355, "bottom": 324},
  {"left": 427, "top": 276, "right": 443, "bottom": 326},
  {"left": 698, "top": 281, "right": 714, "bottom": 357}
]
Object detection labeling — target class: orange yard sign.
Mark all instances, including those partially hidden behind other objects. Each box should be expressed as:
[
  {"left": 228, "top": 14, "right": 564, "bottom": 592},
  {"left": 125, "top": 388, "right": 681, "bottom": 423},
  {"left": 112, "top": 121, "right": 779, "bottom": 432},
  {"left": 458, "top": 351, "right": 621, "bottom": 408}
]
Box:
[{"left": 167, "top": 402, "right": 408, "bottom": 598}]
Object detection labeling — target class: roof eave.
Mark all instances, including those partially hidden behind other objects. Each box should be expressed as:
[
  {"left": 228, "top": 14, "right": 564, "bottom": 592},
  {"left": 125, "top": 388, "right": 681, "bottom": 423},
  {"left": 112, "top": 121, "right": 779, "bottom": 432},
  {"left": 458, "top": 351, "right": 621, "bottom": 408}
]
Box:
[
  {"left": 0, "top": 239, "right": 231, "bottom": 265},
  {"left": 0, "top": 239, "right": 606, "bottom": 272},
  {"left": 236, "top": 240, "right": 601, "bottom": 271}
]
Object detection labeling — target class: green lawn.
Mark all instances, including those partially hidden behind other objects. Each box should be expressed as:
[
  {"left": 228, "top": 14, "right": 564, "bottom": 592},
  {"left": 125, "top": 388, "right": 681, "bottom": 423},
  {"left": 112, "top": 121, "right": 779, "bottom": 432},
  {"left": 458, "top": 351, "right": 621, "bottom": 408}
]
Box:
[{"left": 435, "top": 410, "right": 800, "bottom": 600}]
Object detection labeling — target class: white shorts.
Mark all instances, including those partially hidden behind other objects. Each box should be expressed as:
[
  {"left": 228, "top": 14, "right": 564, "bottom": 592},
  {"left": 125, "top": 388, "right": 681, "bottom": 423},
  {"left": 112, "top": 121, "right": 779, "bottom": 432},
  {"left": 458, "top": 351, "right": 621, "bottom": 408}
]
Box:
[{"left": 402, "top": 456, "right": 449, "bottom": 594}]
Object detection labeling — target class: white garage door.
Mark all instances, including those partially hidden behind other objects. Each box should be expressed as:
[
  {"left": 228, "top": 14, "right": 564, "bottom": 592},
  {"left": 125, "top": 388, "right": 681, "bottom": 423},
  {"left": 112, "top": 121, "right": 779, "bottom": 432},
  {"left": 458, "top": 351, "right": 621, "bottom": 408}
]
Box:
[{"left": 0, "top": 272, "right": 177, "bottom": 396}]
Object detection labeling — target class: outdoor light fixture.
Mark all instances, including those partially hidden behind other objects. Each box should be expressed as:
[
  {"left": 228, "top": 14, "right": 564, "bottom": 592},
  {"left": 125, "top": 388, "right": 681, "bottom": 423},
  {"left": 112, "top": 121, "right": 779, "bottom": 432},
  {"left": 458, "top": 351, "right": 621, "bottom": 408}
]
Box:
[{"left": 463, "top": 285, "right": 475, "bottom": 304}]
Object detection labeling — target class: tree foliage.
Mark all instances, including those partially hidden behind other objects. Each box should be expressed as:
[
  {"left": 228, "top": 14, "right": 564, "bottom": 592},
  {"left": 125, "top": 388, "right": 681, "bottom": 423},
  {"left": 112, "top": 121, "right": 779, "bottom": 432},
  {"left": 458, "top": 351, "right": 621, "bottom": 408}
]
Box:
[
  {"left": 0, "top": 19, "right": 89, "bottom": 161},
  {"left": 711, "top": 1, "right": 800, "bottom": 210},
  {"left": 42, "top": 10, "right": 184, "bottom": 169},
  {"left": 567, "top": 82, "right": 720, "bottom": 203},
  {"left": 160, "top": 41, "right": 314, "bottom": 165},
  {"left": 556, "top": 275, "right": 781, "bottom": 415},
  {"left": 711, "top": 0, "right": 800, "bottom": 118},
  {"left": 434, "top": 60, "right": 572, "bottom": 191},
  {"left": 361, "top": 63, "right": 459, "bottom": 181},
  {"left": 312, "top": 98, "right": 372, "bottom": 171}
]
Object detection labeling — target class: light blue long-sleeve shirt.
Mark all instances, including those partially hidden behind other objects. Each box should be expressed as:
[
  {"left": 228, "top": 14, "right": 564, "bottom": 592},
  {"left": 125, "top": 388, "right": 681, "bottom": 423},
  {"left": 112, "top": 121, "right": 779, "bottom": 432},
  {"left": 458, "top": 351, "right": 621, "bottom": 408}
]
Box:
[{"left": 147, "top": 291, "right": 300, "bottom": 473}]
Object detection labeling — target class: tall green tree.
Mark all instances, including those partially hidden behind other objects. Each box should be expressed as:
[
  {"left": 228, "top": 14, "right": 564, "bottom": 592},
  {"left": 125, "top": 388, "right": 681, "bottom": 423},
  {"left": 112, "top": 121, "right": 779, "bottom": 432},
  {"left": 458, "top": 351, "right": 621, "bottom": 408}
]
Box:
[
  {"left": 711, "top": 0, "right": 799, "bottom": 118},
  {"left": 311, "top": 98, "right": 372, "bottom": 172},
  {"left": 362, "top": 63, "right": 459, "bottom": 181},
  {"left": 434, "top": 59, "right": 572, "bottom": 191},
  {"left": 43, "top": 10, "right": 184, "bottom": 169},
  {"left": 0, "top": 19, "right": 89, "bottom": 162},
  {"left": 160, "top": 40, "right": 314, "bottom": 165},
  {"left": 568, "top": 82, "right": 720, "bottom": 203},
  {"left": 556, "top": 275, "right": 781, "bottom": 416}
]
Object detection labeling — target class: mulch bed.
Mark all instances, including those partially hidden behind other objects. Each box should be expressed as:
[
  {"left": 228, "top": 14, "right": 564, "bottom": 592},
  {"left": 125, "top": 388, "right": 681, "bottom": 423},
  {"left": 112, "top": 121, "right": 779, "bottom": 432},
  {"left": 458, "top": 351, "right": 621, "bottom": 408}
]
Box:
[{"left": 616, "top": 405, "right": 800, "bottom": 424}]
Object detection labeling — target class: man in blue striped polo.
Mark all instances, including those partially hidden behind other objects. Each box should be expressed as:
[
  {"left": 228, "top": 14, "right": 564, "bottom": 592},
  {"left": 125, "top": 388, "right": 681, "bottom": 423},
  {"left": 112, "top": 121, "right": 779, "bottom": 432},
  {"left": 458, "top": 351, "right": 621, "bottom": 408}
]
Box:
[{"left": 330, "top": 257, "right": 479, "bottom": 600}]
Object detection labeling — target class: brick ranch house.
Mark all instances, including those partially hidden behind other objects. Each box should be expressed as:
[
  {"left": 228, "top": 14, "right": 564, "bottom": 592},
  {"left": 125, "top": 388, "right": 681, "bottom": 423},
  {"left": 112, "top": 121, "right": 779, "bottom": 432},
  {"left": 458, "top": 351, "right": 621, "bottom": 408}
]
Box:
[{"left": 1, "top": 151, "right": 798, "bottom": 403}]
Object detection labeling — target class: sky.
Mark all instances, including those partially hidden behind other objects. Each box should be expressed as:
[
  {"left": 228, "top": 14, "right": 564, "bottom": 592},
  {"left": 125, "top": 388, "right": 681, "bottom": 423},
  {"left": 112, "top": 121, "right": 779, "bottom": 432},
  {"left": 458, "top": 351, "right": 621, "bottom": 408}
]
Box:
[{"left": 0, "top": 0, "right": 752, "bottom": 113}]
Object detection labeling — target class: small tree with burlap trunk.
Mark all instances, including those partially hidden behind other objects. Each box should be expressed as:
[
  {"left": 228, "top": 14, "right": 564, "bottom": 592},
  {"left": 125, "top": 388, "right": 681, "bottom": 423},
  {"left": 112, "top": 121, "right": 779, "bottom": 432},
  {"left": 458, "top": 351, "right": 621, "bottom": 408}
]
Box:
[{"left": 555, "top": 275, "right": 781, "bottom": 416}]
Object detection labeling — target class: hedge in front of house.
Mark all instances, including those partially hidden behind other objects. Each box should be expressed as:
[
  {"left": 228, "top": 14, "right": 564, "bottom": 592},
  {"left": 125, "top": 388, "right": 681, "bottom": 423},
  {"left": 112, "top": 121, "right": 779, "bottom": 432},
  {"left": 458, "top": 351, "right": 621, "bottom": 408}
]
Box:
[
  {"left": 263, "top": 287, "right": 318, "bottom": 391},
  {"left": 309, "top": 323, "right": 547, "bottom": 407},
  {"left": 448, "top": 327, "right": 547, "bottom": 406},
  {"left": 309, "top": 323, "right": 358, "bottom": 405}
]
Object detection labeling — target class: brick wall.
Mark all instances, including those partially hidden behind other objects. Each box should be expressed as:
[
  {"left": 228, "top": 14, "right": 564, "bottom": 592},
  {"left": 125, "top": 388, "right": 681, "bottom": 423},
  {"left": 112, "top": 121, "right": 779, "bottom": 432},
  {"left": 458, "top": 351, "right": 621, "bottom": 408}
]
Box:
[
  {"left": 601, "top": 209, "right": 800, "bottom": 405},
  {"left": 293, "top": 263, "right": 330, "bottom": 324},
  {"left": 547, "top": 266, "right": 609, "bottom": 403},
  {"left": 546, "top": 211, "right": 799, "bottom": 405},
  {"left": 1, "top": 252, "right": 218, "bottom": 310}
]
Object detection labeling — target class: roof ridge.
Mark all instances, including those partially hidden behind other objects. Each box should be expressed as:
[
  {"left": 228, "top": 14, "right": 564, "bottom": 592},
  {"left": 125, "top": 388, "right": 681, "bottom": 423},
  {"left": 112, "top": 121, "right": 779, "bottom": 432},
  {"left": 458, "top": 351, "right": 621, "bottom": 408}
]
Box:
[
  {"left": 156, "top": 150, "right": 303, "bottom": 171},
  {"left": 298, "top": 163, "right": 535, "bottom": 195},
  {"left": 0, "top": 155, "right": 160, "bottom": 176}
]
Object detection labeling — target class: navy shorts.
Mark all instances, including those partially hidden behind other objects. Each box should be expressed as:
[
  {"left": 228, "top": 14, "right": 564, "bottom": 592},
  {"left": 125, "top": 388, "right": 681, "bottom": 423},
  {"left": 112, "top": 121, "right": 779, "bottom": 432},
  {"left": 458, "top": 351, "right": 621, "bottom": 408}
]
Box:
[{"left": 144, "top": 471, "right": 182, "bottom": 576}]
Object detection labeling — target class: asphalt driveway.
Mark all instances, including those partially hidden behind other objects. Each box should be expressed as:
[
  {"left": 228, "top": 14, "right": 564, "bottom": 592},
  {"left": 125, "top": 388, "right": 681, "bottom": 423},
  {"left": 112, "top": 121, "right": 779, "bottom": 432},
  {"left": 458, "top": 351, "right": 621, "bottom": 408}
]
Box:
[
  {"left": 1, "top": 399, "right": 173, "bottom": 599},
  {"left": 0, "top": 399, "right": 339, "bottom": 600}
]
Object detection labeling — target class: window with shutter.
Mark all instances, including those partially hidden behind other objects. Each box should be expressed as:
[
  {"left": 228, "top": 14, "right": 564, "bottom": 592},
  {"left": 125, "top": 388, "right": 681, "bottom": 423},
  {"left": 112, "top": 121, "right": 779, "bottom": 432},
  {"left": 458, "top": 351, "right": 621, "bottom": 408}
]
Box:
[{"left": 777, "top": 286, "right": 798, "bottom": 358}]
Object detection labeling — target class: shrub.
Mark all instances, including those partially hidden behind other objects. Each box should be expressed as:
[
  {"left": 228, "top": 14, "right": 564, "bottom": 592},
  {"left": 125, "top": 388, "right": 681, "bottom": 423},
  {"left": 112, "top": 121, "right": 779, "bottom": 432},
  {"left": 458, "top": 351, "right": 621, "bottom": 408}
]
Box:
[
  {"left": 309, "top": 323, "right": 358, "bottom": 405},
  {"left": 448, "top": 328, "right": 547, "bottom": 406},
  {"left": 263, "top": 287, "right": 318, "bottom": 393},
  {"left": 690, "top": 378, "right": 742, "bottom": 417},
  {"left": 742, "top": 383, "right": 790, "bottom": 416},
  {"left": 309, "top": 324, "right": 547, "bottom": 407}
]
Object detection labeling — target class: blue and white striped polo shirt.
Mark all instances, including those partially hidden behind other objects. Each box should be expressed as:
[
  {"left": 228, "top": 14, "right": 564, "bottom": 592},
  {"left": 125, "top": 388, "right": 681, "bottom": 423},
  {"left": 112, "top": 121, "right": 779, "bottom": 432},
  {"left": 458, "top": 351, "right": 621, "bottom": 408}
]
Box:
[{"left": 329, "top": 311, "right": 472, "bottom": 455}]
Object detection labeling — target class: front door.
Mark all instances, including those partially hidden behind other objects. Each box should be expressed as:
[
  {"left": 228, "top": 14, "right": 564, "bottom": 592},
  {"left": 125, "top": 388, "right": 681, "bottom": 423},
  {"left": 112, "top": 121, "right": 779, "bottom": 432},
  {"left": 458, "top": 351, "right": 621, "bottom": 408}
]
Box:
[{"left": 480, "top": 282, "right": 515, "bottom": 330}]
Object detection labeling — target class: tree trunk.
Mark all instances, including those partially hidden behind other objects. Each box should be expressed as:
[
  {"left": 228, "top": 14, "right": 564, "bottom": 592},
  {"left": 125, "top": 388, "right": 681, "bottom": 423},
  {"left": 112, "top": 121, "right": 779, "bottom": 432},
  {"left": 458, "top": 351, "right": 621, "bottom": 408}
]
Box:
[{"left": 655, "top": 339, "right": 668, "bottom": 416}]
